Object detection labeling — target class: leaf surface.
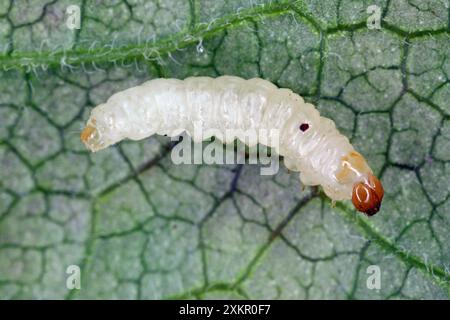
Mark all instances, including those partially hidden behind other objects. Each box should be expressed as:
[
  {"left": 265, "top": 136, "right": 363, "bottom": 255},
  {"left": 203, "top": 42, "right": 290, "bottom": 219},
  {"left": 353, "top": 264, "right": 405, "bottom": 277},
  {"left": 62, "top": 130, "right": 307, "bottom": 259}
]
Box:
[{"left": 0, "top": 0, "right": 449, "bottom": 299}]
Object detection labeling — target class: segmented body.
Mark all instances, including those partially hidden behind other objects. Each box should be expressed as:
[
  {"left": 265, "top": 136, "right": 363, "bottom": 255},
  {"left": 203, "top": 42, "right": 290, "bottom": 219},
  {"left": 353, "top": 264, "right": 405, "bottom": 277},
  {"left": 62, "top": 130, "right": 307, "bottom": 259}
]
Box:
[{"left": 81, "top": 76, "right": 383, "bottom": 214}]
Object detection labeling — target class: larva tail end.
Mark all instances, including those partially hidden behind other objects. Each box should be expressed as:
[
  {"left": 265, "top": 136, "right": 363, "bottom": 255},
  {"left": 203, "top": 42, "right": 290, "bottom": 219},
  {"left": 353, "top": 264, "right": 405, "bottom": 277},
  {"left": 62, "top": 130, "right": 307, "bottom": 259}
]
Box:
[
  {"left": 80, "top": 124, "right": 103, "bottom": 152},
  {"left": 351, "top": 173, "right": 384, "bottom": 216}
]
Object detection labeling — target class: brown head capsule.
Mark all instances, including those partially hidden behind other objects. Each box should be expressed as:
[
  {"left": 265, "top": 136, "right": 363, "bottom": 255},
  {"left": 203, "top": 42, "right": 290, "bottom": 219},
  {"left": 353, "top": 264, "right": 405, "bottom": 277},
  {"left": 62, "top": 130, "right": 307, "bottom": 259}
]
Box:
[{"left": 352, "top": 173, "right": 384, "bottom": 216}]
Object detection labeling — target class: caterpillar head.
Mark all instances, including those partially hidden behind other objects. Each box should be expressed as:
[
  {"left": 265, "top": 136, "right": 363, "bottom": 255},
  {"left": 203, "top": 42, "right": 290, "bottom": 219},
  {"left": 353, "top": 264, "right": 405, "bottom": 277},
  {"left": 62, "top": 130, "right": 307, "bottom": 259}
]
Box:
[
  {"left": 336, "top": 151, "right": 384, "bottom": 216},
  {"left": 352, "top": 173, "right": 384, "bottom": 216}
]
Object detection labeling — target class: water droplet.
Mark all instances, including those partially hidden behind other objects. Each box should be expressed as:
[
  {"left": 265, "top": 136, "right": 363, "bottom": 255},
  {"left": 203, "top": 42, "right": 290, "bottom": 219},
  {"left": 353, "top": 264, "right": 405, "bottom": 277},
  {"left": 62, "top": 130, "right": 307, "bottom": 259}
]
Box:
[{"left": 196, "top": 40, "right": 205, "bottom": 54}]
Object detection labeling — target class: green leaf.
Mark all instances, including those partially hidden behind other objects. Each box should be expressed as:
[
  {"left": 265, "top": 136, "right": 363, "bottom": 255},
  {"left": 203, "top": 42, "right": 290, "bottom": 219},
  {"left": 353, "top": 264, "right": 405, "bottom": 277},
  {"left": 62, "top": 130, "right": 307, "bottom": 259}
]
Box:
[{"left": 0, "top": 0, "right": 449, "bottom": 299}]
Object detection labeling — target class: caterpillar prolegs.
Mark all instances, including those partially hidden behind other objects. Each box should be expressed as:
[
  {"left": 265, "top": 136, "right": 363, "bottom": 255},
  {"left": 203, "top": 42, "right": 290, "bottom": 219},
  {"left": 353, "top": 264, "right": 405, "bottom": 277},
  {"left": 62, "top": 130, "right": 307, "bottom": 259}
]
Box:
[{"left": 81, "top": 76, "right": 384, "bottom": 216}]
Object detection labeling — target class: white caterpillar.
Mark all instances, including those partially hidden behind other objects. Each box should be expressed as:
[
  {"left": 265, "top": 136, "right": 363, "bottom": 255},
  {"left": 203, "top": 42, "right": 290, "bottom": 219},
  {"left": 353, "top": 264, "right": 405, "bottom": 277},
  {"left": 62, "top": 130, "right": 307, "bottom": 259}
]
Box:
[{"left": 81, "top": 76, "right": 384, "bottom": 215}]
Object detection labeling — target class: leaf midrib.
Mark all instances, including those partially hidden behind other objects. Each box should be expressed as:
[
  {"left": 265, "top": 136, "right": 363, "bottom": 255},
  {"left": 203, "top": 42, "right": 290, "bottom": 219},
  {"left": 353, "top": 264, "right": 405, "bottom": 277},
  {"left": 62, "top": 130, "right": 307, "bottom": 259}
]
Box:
[{"left": 1, "top": 1, "right": 447, "bottom": 70}]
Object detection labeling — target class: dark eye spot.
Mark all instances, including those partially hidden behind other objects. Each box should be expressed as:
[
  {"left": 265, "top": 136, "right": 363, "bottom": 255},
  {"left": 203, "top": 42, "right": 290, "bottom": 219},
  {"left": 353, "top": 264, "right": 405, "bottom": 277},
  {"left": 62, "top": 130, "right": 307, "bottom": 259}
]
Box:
[{"left": 299, "top": 123, "right": 309, "bottom": 132}]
